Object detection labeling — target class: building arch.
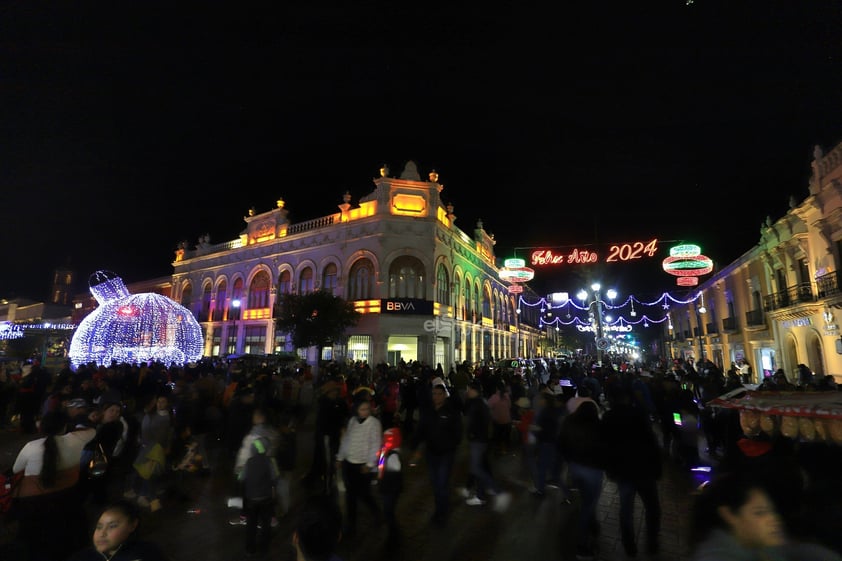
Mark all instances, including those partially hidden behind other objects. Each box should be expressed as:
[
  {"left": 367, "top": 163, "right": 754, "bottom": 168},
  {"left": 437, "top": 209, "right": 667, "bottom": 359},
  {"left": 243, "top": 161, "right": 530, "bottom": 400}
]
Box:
[
  {"left": 806, "top": 329, "right": 826, "bottom": 376},
  {"left": 200, "top": 280, "right": 213, "bottom": 322},
  {"left": 388, "top": 255, "right": 426, "bottom": 299},
  {"left": 295, "top": 260, "right": 317, "bottom": 294},
  {"left": 435, "top": 262, "right": 451, "bottom": 306},
  {"left": 247, "top": 270, "right": 272, "bottom": 310},
  {"left": 347, "top": 257, "right": 376, "bottom": 301}
]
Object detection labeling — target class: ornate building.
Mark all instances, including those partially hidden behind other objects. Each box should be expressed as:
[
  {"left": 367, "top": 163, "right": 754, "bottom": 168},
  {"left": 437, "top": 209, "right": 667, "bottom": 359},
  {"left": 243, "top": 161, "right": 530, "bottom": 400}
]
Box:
[
  {"left": 665, "top": 141, "right": 842, "bottom": 382},
  {"left": 169, "top": 161, "right": 544, "bottom": 370}
]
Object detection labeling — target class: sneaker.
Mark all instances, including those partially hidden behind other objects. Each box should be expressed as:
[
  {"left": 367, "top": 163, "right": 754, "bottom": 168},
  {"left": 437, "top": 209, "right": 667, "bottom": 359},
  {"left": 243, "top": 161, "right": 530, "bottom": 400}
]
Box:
[
  {"left": 456, "top": 486, "right": 472, "bottom": 498},
  {"left": 229, "top": 515, "right": 248, "bottom": 526},
  {"left": 136, "top": 496, "right": 150, "bottom": 508},
  {"left": 465, "top": 496, "right": 487, "bottom": 506},
  {"left": 492, "top": 492, "right": 512, "bottom": 512}
]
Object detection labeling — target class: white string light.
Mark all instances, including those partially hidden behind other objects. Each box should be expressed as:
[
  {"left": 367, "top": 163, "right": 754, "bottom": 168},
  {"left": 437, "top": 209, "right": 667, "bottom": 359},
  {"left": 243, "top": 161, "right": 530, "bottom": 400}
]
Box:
[{"left": 69, "top": 271, "right": 204, "bottom": 368}]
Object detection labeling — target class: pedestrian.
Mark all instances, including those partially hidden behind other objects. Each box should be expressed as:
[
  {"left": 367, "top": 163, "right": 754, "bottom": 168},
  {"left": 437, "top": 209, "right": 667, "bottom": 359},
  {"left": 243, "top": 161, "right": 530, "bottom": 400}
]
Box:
[
  {"left": 125, "top": 394, "right": 172, "bottom": 512},
  {"left": 66, "top": 499, "right": 168, "bottom": 561},
  {"left": 80, "top": 400, "right": 126, "bottom": 506},
  {"left": 487, "top": 381, "right": 512, "bottom": 456},
  {"left": 335, "top": 393, "right": 383, "bottom": 538},
  {"left": 378, "top": 426, "right": 404, "bottom": 549},
  {"left": 530, "top": 390, "right": 564, "bottom": 499},
  {"left": 12, "top": 409, "right": 94, "bottom": 561},
  {"left": 292, "top": 495, "right": 345, "bottom": 561},
  {"left": 230, "top": 406, "right": 281, "bottom": 526},
  {"left": 689, "top": 472, "right": 841, "bottom": 561},
  {"left": 602, "top": 385, "right": 662, "bottom": 557},
  {"left": 558, "top": 399, "right": 607, "bottom": 560},
  {"left": 461, "top": 379, "right": 510, "bottom": 509},
  {"left": 240, "top": 436, "right": 280, "bottom": 557},
  {"left": 301, "top": 379, "right": 348, "bottom": 493},
  {"left": 408, "top": 382, "right": 463, "bottom": 527}
]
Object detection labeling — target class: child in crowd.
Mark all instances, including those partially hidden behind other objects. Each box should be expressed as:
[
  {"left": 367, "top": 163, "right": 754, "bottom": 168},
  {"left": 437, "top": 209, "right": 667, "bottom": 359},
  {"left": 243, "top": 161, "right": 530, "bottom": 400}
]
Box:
[{"left": 378, "top": 426, "right": 404, "bottom": 549}]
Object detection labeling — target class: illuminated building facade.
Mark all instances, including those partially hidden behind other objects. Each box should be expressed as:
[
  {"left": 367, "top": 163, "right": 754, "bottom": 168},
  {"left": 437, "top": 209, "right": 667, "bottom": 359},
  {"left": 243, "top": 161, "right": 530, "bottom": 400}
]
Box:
[
  {"left": 665, "top": 141, "right": 842, "bottom": 383},
  {"left": 170, "top": 161, "right": 543, "bottom": 369}
]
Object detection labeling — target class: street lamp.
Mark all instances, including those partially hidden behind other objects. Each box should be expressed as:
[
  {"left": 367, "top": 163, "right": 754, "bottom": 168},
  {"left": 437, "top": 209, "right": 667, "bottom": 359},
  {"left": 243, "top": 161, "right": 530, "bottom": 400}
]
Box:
[
  {"left": 578, "top": 283, "right": 615, "bottom": 366},
  {"left": 231, "top": 298, "right": 241, "bottom": 355}
]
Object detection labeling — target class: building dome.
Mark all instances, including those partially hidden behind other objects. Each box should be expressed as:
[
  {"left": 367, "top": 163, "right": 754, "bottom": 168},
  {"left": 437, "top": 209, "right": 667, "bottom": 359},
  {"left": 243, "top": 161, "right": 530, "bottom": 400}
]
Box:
[{"left": 69, "top": 271, "right": 203, "bottom": 368}]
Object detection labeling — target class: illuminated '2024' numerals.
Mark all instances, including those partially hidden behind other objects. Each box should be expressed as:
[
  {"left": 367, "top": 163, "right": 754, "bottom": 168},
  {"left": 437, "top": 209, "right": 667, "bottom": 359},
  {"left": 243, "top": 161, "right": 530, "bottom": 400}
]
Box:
[{"left": 606, "top": 239, "right": 659, "bottom": 262}]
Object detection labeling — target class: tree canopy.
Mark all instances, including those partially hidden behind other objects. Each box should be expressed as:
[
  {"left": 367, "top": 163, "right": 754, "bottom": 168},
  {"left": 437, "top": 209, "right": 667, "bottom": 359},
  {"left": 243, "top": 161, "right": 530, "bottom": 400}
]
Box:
[{"left": 274, "top": 291, "right": 361, "bottom": 352}]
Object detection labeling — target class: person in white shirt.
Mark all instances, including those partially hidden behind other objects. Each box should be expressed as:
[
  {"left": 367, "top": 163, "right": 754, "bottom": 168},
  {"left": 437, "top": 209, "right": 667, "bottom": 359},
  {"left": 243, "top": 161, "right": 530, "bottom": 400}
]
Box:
[
  {"left": 335, "top": 395, "right": 383, "bottom": 537},
  {"left": 12, "top": 409, "right": 95, "bottom": 561}
]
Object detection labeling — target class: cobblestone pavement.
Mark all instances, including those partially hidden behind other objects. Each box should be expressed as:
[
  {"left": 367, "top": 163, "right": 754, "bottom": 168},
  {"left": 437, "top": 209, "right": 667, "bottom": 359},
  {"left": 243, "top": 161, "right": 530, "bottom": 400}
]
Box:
[{"left": 0, "top": 412, "right": 706, "bottom": 561}]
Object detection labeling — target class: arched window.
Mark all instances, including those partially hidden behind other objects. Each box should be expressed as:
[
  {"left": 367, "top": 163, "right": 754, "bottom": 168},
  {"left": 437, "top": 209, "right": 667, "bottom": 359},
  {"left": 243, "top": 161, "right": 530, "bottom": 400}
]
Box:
[
  {"left": 453, "top": 273, "right": 462, "bottom": 320},
  {"left": 181, "top": 282, "right": 193, "bottom": 312},
  {"left": 248, "top": 271, "right": 271, "bottom": 309},
  {"left": 299, "top": 267, "right": 314, "bottom": 294},
  {"left": 201, "top": 283, "right": 212, "bottom": 322},
  {"left": 473, "top": 283, "right": 480, "bottom": 323},
  {"left": 482, "top": 285, "right": 492, "bottom": 320},
  {"left": 215, "top": 280, "right": 227, "bottom": 321},
  {"left": 322, "top": 263, "right": 338, "bottom": 295},
  {"left": 436, "top": 264, "right": 450, "bottom": 305},
  {"left": 231, "top": 278, "right": 244, "bottom": 320},
  {"left": 278, "top": 270, "right": 291, "bottom": 296},
  {"left": 348, "top": 259, "right": 375, "bottom": 300},
  {"left": 464, "top": 277, "right": 472, "bottom": 321},
  {"left": 389, "top": 256, "right": 425, "bottom": 299}
]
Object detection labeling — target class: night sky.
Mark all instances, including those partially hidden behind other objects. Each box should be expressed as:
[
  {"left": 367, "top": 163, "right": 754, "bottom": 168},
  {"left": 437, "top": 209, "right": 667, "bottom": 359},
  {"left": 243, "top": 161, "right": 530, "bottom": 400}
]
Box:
[{"left": 3, "top": 2, "right": 842, "bottom": 302}]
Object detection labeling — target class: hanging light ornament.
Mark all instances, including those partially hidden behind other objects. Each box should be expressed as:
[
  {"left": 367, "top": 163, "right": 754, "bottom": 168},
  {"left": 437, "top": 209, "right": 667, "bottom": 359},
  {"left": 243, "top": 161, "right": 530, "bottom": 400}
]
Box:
[
  {"left": 662, "top": 243, "right": 713, "bottom": 286},
  {"left": 69, "top": 270, "right": 204, "bottom": 368}
]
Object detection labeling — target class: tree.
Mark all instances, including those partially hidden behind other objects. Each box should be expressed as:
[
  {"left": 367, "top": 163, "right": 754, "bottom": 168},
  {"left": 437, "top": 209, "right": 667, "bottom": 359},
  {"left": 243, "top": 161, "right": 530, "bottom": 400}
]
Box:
[{"left": 274, "top": 291, "right": 361, "bottom": 357}]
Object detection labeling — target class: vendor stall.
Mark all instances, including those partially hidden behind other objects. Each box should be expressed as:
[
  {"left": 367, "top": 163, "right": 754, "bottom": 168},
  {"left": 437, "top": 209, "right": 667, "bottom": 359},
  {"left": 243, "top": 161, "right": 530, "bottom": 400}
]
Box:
[{"left": 708, "top": 389, "right": 842, "bottom": 444}]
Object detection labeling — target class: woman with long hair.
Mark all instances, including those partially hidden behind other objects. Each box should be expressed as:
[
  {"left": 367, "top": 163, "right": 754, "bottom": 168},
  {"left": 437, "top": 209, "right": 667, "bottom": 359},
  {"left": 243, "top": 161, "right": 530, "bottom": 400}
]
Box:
[{"left": 12, "top": 409, "right": 95, "bottom": 561}]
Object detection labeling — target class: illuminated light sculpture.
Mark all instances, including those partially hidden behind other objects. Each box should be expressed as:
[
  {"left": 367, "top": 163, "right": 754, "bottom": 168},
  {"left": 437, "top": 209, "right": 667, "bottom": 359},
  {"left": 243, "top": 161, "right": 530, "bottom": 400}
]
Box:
[
  {"left": 662, "top": 243, "right": 713, "bottom": 286},
  {"left": 499, "top": 257, "right": 534, "bottom": 294},
  {"left": 69, "top": 270, "right": 203, "bottom": 368}
]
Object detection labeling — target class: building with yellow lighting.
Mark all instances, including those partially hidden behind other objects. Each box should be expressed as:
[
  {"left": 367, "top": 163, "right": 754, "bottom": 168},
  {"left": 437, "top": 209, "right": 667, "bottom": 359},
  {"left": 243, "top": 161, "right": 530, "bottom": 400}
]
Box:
[
  {"left": 664, "top": 141, "right": 842, "bottom": 383},
  {"left": 169, "top": 161, "right": 544, "bottom": 369}
]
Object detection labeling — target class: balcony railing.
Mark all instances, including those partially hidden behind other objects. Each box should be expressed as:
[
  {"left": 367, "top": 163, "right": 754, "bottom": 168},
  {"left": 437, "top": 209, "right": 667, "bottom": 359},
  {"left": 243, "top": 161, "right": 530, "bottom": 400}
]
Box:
[
  {"left": 763, "top": 282, "right": 815, "bottom": 312},
  {"left": 816, "top": 270, "right": 842, "bottom": 298},
  {"left": 722, "top": 317, "right": 737, "bottom": 332},
  {"left": 745, "top": 309, "right": 764, "bottom": 327}
]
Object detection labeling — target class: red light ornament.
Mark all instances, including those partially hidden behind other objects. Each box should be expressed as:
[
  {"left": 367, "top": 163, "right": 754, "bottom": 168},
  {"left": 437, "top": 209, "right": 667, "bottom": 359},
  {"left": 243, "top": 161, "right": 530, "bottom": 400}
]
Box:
[
  {"left": 499, "top": 258, "right": 534, "bottom": 293},
  {"left": 662, "top": 244, "right": 713, "bottom": 286}
]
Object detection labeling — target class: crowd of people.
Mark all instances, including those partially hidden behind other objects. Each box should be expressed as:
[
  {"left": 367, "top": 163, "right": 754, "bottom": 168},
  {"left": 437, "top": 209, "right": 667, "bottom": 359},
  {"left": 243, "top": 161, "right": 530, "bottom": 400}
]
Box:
[{"left": 0, "top": 354, "right": 840, "bottom": 560}]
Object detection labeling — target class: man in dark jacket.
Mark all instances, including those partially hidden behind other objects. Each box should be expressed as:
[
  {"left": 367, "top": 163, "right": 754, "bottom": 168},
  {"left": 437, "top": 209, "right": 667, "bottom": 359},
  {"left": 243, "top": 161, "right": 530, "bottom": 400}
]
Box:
[
  {"left": 409, "top": 382, "right": 462, "bottom": 526},
  {"left": 602, "top": 385, "right": 662, "bottom": 557},
  {"left": 462, "top": 380, "right": 506, "bottom": 507}
]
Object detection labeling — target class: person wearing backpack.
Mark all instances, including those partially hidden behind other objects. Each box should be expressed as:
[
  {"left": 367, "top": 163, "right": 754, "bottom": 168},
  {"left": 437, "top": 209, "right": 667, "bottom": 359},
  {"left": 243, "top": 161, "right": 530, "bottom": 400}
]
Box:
[{"left": 240, "top": 437, "right": 280, "bottom": 557}]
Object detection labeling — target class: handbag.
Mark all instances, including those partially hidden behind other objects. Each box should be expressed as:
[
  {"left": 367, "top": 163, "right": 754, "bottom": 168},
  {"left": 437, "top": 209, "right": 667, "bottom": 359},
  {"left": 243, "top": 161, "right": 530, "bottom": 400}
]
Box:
[{"left": 88, "top": 443, "right": 109, "bottom": 478}]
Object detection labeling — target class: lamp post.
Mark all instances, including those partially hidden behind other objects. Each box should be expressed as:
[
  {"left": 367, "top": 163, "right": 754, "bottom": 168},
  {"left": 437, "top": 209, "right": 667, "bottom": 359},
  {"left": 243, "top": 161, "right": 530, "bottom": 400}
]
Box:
[
  {"left": 577, "top": 283, "right": 616, "bottom": 366},
  {"left": 696, "top": 293, "right": 706, "bottom": 362},
  {"left": 231, "top": 298, "right": 241, "bottom": 355}
]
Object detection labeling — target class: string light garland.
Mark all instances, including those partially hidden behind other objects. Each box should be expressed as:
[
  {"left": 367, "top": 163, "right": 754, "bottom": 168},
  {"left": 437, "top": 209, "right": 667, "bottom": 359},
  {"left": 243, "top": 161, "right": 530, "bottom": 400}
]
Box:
[
  {"left": 69, "top": 270, "right": 204, "bottom": 368},
  {"left": 521, "top": 290, "right": 703, "bottom": 328}
]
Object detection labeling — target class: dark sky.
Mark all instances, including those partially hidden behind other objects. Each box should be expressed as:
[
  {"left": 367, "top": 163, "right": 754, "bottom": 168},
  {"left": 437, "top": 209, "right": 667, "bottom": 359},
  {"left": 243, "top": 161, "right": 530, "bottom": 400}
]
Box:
[{"left": 3, "top": 2, "right": 842, "bottom": 302}]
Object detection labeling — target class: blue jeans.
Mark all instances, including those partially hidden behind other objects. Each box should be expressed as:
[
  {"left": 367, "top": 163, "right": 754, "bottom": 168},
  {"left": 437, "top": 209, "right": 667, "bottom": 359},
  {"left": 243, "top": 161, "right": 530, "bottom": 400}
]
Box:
[
  {"left": 618, "top": 478, "right": 661, "bottom": 553},
  {"left": 426, "top": 450, "right": 456, "bottom": 521},
  {"left": 468, "top": 441, "right": 499, "bottom": 499},
  {"left": 534, "top": 441, "right": 557, "bottom": 493},
  {"left": 567, "top": 462, "right": 604, "bottom": 539}
]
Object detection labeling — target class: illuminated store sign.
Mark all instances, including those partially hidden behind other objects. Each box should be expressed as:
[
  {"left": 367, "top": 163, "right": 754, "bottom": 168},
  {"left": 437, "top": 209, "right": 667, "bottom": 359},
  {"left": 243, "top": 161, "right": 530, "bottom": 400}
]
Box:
[{"left": 380, "top": 298, "right": 434, "bottom": 315}]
